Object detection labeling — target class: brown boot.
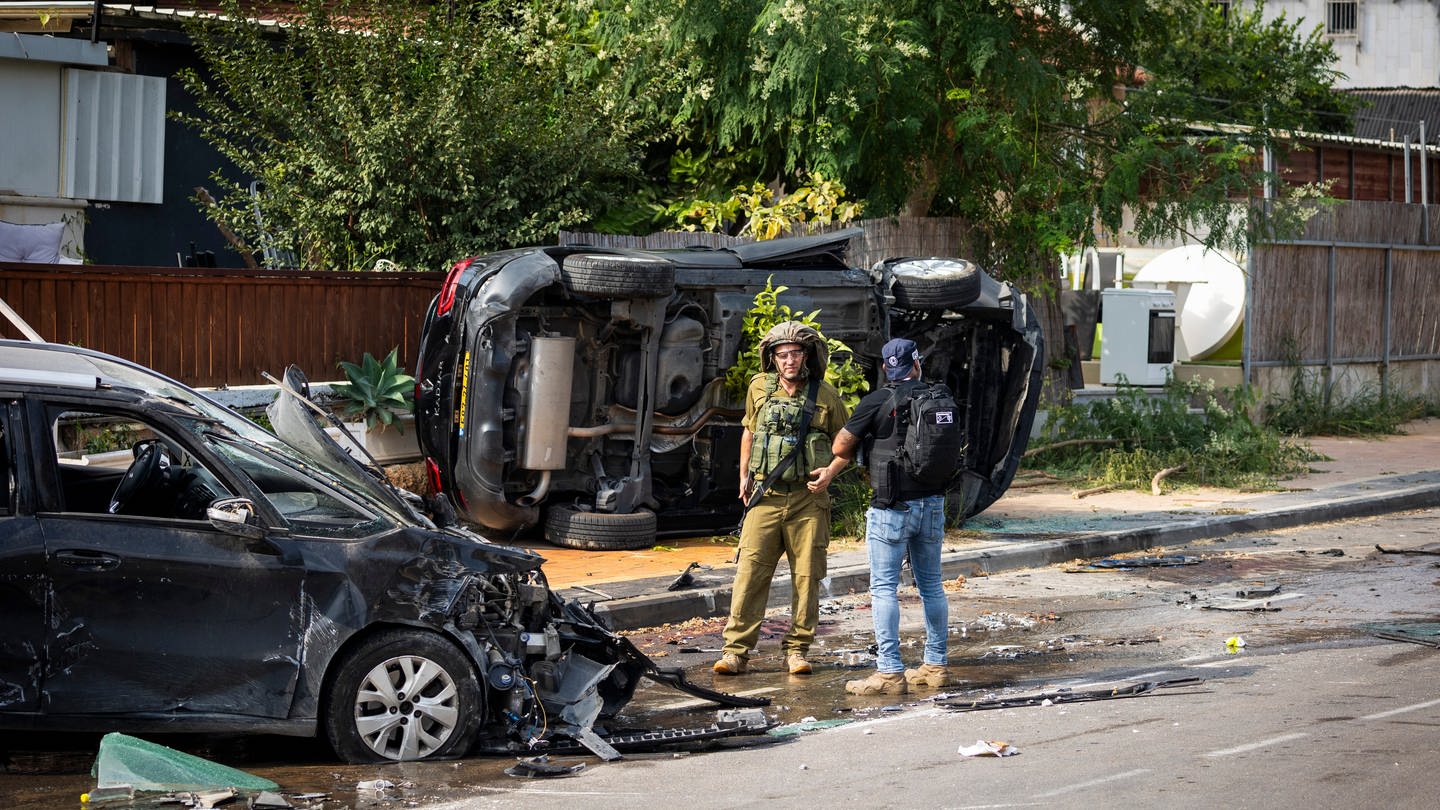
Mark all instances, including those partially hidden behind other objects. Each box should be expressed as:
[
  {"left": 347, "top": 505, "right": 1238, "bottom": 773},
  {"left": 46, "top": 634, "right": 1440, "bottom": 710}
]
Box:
[
  {"left": 845, "top": 671, "right": 908, "bottom": 696},
  {"left": 904, "top": 663, "right": 954, "bottom": 688},
  {"left": 712, "top": 653, "right": 749, "bottom": 675},
  {"left": 786, "top": 653, "right": 812, "bottom": 675}
]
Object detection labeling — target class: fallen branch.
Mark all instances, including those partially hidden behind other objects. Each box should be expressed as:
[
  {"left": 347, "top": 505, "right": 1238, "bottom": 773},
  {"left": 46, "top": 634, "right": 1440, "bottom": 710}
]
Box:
[
  {"left": 1022, "top": 437, "right": 1121, "bottom": 459},
  {"left": 1072, "top": 484, "right": 1116, "bottom": 499},
  {"left": 193, "top": 186, "right": 259, "bottom": 270},
  {"left": 1151, "top": 464, "right": 1187, "bottom": 496}
]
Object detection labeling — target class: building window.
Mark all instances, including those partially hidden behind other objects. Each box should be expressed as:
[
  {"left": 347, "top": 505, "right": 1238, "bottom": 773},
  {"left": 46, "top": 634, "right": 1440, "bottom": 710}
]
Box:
[{"left": 1326, "top": 1, "right": 1358, "bottom": 36}]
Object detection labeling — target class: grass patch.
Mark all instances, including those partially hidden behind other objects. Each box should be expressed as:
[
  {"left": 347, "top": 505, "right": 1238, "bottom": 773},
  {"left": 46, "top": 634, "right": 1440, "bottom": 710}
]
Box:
[
  {"left": 1026, "top": 378, "right": 1318, "bottom": 491},
  {"left": 1262, "top": 366, "right": 1439, "bottom": 436}
]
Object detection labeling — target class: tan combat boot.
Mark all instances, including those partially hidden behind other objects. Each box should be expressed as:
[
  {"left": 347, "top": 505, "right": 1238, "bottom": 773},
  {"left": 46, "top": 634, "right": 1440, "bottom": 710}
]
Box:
[
  {"left": 904, "top": 663, "right": 954, "bottom": 688},
  {"left": 845, "top": 671, "right": 908, "bottom": 696},
  {"left": 786, "top": 653, "right": 812, "bottom": 675},
  {"left": 712, "top": 653, "right": 749, "bottom": 675}
]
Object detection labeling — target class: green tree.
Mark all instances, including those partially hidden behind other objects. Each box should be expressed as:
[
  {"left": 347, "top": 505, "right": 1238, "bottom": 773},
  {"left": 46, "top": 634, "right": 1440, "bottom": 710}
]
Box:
[
  {"left": 580, "top": 0, "right": 1353, "bottom": 285},
  {"left": 175, "top": 0, "right": 640, "bottom": 270}
]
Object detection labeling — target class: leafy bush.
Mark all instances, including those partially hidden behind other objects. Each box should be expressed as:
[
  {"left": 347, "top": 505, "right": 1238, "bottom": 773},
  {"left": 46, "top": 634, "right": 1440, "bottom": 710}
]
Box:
[
  {"left": 1028, "top": 378, "right": 1317, "bottom": 491},
  {"left": 723, "top": 277, "right": 867, "bottom": 409},
  {"left": 1262, "top": 364, "right": 1437, "bottom": 436},
  {"left": 175, "top": 0, "right": 638, "bottom": 270}
]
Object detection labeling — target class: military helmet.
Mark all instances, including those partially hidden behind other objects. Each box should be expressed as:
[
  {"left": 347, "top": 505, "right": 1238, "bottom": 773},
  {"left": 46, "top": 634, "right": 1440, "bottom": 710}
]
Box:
[{"left": 758, "top": 321, "right": 830, "bottom": 379}]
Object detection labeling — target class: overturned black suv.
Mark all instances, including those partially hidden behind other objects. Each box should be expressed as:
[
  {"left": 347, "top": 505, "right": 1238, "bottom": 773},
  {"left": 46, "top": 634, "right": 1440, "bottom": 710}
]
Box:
[
  {"left": 0, "top": 341, "right": 763, "bottom": 763},
  {"left": 415, "top": 229, "right": 1044, "bottom": 549}
]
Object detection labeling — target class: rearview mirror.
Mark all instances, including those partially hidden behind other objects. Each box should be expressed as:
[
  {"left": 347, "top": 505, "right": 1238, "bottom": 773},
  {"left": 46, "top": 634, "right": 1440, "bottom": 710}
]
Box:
[{"left": 207, "top": 497, "right": 265, "bottom": 540}]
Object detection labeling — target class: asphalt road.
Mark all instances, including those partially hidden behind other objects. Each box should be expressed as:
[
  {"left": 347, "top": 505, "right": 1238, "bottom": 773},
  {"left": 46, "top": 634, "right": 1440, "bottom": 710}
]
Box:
[
  {"left": 435, "top": 507, "right": 1440, "bottom": 809},
  {"left": 3, "top": 509, "right": 1436, "bottom": 809}
]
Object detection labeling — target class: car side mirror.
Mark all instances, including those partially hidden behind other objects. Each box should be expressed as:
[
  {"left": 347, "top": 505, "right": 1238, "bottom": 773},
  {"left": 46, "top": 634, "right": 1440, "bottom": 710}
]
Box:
[{"left": 207, "top": 497, "right": 266, "bottom": 541}]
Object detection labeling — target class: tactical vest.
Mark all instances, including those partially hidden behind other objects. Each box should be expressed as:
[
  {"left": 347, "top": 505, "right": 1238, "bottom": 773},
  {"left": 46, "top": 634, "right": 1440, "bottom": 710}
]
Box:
[{"left": 748, "top": 373, "right": 832, "bottom": 484}]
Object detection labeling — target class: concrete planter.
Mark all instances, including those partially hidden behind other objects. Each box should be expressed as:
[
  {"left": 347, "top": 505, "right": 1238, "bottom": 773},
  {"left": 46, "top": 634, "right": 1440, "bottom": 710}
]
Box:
[{"left": 326, "top": 414, "right": 419, "bottom": 465}]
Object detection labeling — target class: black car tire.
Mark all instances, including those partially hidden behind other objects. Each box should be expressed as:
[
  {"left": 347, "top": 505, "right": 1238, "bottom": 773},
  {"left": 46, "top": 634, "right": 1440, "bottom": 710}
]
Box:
[
  {"left": 544, "top": 505, "right": 658, "bottom": 550},
  {"left": 323, "top": 630, "right": 482, "bottom": 763},
  {"left": 890, "top": 259, "right": 982, "bottom": 311},
  {"left": 560, "top": 254, "right": 675, "bottom": 299}
]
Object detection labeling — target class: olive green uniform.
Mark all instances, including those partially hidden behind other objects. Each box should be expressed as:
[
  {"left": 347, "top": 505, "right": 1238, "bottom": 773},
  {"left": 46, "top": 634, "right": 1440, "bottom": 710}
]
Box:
[{"left": 721, "top": 373, "right": 849, "bottom": 659}]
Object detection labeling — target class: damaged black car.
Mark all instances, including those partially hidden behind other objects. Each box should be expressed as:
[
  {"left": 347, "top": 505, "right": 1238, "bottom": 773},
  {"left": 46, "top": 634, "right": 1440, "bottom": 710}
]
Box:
[
  {"left": 0, "top": 341, "right": 764, "bottom": 763},
  {"left": 415, "top": 229, "right": 1045, "bottom": 549}
]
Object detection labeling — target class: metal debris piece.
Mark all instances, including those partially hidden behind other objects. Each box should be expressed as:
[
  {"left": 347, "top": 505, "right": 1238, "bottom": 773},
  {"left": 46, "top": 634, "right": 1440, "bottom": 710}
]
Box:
[
  {"left": 1201, "top": 592, "right": 1306, "bottom": 612},
  {"left": 1065, "top": 555, "right": 1202, "bottom": 572},
  {"left": 940, "top": 678, "right": 1204, "bottom": 712},
  {"left": 252, "top": 792, "right": 293, "bottom": 809},
  {"left": 668, "top": 562, "right": 706, "bottom": 591},
  {"left": 1375, "top": 544, "right": 1440, "bottom": 556},
  {"left": 1362, "top": 621, "right": 1440, "bottom": 648},
  {"left": 504, "top": 755, "right": 587, "bottom": 779},
  {"left": 1236, "top": 584, "right": 1281, "bottom": 598}
]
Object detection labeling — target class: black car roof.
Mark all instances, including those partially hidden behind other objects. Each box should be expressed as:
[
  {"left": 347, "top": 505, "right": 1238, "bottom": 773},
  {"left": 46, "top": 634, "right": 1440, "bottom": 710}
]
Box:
[{"left": 0, "top": 341, "right": 109, "bottom": 390}]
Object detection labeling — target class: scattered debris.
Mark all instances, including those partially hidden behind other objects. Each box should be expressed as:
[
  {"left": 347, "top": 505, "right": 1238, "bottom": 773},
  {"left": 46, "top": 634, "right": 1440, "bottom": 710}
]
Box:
[
  {"left": 958, "top": 740, "right": 1020, "bottom": 757},
  {"left": 172, "top": 789, "right": 238, "bottom": 809},
  {"left": 1236, "top": 583, "right": 1281, "bottom": 599},
  {"left": 1066, "top": 555, "right": 1201, "bottom": 572},
  {"left": 1362, "top": 621, "right": 1440, "bottom": 648},
  {"left": 1225, "top": 636, "right": 1246, "bottom": 654},
  {"left": 253, "top": 792, "right": 293, "bottom": 809},
  {"left": 355, "top": 779, "right": 395, "bottom": 793},
  {"left": 571, "top": 584, "right": 613, "bottom": 599},
  {"left": 91, "top": 733, "right": 278, "bottom": 794},
  {"left": 940, "top": 678, "right": 1204, "bottom": 712},
  {"left": 80, "top": 785, "right": 134, "bottom": 805},
  {"left": 1203, "top": 592, "right": 1305, "bottom": 612},
  {"left": 668, "top": 562, "right": 707, "bottom": 591},
  {"left": 504, "top": 755, "right": 588, "bottom": 779},
  {"left": 768, "top": 718, "right": 854, "bottom": 737},
  {"left": 1375, "top": 544, "right": 1440, "bottom": 556}
]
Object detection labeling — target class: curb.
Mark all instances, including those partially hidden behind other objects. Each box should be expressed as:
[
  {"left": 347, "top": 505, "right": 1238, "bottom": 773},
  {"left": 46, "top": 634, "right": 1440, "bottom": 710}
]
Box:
[{"left": 590, "top": 479, "right": 1440, "bottom": 632}]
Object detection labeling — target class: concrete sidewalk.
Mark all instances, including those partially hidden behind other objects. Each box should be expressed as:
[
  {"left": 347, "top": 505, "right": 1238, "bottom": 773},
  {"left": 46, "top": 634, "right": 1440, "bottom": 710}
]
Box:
[{"left": 526, "top": 419, "right": 1440, "bottom": 631}]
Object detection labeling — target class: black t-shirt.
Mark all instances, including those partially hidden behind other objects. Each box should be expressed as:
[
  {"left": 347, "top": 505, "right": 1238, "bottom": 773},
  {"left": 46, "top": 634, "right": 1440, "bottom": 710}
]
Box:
[{"left": 844, "top": 379, "right": 946, "bottom": 505}]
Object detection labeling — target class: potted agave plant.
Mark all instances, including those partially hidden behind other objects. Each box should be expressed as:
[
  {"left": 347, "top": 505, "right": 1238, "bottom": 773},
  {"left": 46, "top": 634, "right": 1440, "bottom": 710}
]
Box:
[{"left": 329, "top": 347, "right": 418, "bottom": 463}]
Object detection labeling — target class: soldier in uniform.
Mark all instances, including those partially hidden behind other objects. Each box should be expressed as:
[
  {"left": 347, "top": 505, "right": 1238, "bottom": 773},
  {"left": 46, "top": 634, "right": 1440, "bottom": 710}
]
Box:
[{"left": 713, "top": 321, "right": 850, "bottom": 677}]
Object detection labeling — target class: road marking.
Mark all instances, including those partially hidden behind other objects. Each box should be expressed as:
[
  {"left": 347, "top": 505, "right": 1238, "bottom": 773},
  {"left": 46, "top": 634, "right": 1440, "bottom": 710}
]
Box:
[
  {"left": 1032, "top": 768, "right": 1151, "bottom": 798},
  {"left": 1358, "top": 697, "right": 1440, "bottom": 721},
  {"left": 1205, "top": 732, "right": 1308, "bottom": 757},
  {"left": 650, "top": 686, "right": 778, "bottom": 711}
]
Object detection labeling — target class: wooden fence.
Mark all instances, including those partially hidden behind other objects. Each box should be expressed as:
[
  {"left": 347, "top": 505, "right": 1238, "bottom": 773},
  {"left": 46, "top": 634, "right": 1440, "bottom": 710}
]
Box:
[
  {"left": 0, "top": 263, "right": 444, "bottom": 388},
  {"left": 1249, "top": 201, "right": 1440, "bottom": 399}
]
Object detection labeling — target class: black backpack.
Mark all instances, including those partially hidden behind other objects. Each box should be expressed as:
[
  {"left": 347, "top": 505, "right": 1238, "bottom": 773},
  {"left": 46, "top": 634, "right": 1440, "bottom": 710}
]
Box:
[{"left": 885, "top": 381, "right": 964, "bottom": 487}]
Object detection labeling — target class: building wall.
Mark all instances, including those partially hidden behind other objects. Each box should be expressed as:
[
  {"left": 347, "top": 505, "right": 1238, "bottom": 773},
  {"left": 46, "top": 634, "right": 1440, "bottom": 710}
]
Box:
[{"left": 1260, "top": 0, "right": 1440, "bottom": 88}]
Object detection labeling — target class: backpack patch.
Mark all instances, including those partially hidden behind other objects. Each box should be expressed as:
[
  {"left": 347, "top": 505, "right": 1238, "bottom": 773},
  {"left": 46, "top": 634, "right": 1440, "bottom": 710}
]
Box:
[{"left": 895, "top": 382, "right": 964, "bottom": 486}]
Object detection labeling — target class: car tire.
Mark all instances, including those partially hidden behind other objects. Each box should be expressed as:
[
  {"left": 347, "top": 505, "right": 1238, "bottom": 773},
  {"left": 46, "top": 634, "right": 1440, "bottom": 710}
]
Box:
[
  {"left": 544, "top": 505, "right": 658, "bottom": 550},
  {"left": 560, "top": 254, "right": 675, "bottom": 299},
  {"left": 890, "top": 258, "right": 982, "bottom": 311},
  {"left": 323, "top": 630, "right": 482, "bottom": 763}
]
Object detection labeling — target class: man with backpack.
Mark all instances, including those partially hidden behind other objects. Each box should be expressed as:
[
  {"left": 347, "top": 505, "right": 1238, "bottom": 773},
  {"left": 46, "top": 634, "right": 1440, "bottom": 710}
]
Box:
[{"left": 830, "top": 337, "right": 961, "bottom": 695}]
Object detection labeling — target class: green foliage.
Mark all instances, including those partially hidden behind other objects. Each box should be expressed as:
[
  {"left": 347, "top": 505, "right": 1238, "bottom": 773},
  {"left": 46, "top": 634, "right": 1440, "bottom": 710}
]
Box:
[
  {"left": 827, "top": 466, "right": 874, "bottom": 540},
  {"left": 81, "top": 424, "right": 138, "bottom": 456},
  {"left": 724, "top": 277, "right": 867, "bottom": 409},
  {"left": 1262, "top": 367, "right": 1437, "bottom": 437},
  {"left": 673, "top": 172, "right": 863, "bottom": 239},
  {"left": 174, "top": 0, "right": 639, "bottom": 270},
  {"left": 1029, "top": 378, "right": 1317, "bottom": 490},
  {"left": 582, "top": 0, "right": 1354, "bottom": 286},
  {"left": 331, "top": 348, "right": 416, "bottom": 432}
]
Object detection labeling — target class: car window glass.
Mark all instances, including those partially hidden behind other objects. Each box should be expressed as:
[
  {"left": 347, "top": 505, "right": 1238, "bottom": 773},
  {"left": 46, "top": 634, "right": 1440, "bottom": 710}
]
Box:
[
  {"left": 49, "top": 408, "right": 233, "bottom": 519},
  {"left": 205, "top": 437, "right": 384, "bottom": 537}
]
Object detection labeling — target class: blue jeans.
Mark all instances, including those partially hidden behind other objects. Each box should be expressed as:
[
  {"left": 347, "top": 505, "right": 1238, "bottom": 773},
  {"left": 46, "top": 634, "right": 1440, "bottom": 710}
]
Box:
[{"left": 865, "top": 495, "right": 948, "bottom": 673}]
